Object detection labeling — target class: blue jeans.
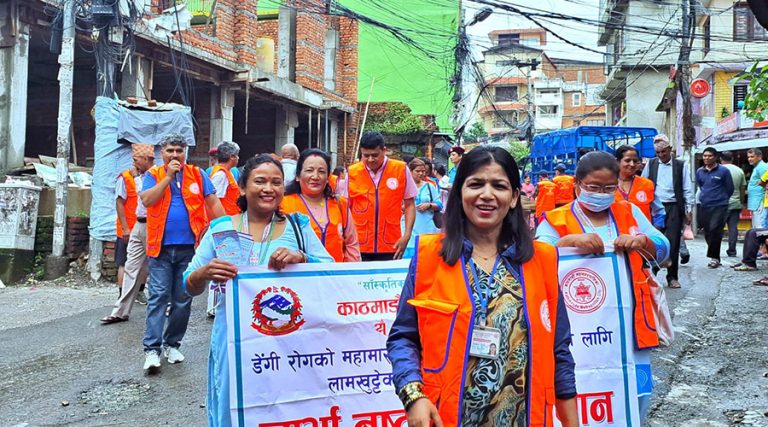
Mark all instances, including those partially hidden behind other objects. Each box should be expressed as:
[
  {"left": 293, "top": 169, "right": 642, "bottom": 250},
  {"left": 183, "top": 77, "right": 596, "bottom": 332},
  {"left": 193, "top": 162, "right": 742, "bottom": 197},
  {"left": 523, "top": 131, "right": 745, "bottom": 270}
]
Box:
[{"left": 143, "top": 244, "right": 195, "bottom": 353}]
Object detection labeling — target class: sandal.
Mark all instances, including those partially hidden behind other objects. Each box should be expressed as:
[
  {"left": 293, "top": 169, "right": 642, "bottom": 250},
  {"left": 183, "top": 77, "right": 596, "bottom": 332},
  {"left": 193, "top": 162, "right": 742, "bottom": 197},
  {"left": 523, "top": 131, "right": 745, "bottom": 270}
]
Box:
[
  {"left": 734, "top": 265, "right": 757, "bottom": 271},
  {"left": 707, "top": 259, "right": 720, "bottom": 268},
  {"left": 668, "top": 279, "right": 681, "bottom": 289},
  {"left": 753, "top": 277, "right": 768, "bottom": 287},
  {"left": 100, "top": 315, "right": 128, "bottom": 325}
]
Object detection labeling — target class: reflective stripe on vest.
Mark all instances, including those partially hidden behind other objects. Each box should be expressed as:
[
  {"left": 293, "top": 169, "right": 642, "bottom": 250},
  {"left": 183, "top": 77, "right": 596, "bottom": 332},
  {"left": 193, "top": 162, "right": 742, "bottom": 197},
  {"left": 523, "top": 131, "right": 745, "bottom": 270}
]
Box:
[
  {"left": 280, "top": 194, "right": 349, "bottom": 262},
  {"left": 347, "top": 159, "right": 407, "bottom": 253},
  {"left": 536, "top": 181, "right": 557, "bottom": 219},
  {"left": 145, "top": 164, "right": 209, "bottom": 258},
  {"left": 553, "top": 175, "right": 575, "bottom": 205},
  {"left": 615, "top": 176, "right": 655, "bottom": 222},
  {"left": 411, "top": 234, "right": 559, "bottom": 426},
  {"left": 543, "top": 201, "right": 660, "bottom": 350},
  {"left": 116, "top": 170, "right": 138, "bottom": 239},
  {"left": 211, "top": 164, "right": 240, "bottom": 215}
]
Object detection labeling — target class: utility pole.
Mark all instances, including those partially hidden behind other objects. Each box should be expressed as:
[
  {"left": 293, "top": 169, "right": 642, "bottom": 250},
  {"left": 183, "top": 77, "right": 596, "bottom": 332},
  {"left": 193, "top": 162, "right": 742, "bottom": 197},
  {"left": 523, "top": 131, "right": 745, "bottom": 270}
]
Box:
[
  {"left": 47, "top": 0, "right": 75, "bottom": 277},
  {"left": 677, "top": 0, "right": 695, "bottom": 152}
]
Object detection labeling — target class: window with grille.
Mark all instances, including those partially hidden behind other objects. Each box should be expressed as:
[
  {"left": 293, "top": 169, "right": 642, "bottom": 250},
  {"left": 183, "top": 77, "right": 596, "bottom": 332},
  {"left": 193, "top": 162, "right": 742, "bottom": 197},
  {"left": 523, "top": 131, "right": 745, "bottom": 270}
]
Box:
[
  {"left": 498, "top": 34, "right": 520, "bottom": 46},
  {"left": 495, "top": 86, "right": 519, "bottom": 102},
  {"left": 734, "top": 85, "right": 748, "bottom": 111}
]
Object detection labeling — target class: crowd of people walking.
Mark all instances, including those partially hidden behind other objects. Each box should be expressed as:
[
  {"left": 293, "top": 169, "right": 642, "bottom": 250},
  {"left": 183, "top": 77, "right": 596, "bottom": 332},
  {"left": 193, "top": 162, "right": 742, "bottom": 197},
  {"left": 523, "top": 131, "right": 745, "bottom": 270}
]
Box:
[{"left": 99, "top": 128, "right": 767, "bottom": 426}]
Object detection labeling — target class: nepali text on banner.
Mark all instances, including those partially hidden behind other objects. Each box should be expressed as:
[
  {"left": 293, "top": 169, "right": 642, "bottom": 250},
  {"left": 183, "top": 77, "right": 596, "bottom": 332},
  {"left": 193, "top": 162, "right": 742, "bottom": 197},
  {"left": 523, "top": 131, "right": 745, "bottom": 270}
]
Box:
[
  {"left": 553, "top": 249, "right": 651, "bottom": 427},
  {"left": 226, "top": 261, "right": 410, "bottom": 427}
]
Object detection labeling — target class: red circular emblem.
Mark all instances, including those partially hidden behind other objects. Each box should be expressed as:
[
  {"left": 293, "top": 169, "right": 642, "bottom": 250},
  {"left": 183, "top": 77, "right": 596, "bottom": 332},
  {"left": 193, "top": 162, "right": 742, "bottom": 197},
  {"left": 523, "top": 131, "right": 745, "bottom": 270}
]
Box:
[
  {"left": 251, "top": 286, "right": 305, "bottom": 336},
  {"left": 561, "top": 268, "right": 607, "bottom": 314},
  {"left": 690, "top": 79, "right": 710, "bottom": 98}
]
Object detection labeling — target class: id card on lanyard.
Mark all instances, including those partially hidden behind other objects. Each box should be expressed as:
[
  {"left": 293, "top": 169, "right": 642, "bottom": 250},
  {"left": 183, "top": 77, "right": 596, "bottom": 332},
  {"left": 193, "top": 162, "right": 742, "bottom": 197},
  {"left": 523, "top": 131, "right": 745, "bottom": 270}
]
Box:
[{"left": 468, "top": 257, "right": 502, "bottom": 360}]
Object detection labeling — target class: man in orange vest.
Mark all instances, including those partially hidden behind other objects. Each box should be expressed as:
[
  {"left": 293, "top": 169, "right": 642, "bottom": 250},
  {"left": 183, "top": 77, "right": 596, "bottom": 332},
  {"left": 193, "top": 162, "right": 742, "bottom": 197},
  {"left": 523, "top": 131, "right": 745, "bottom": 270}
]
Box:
[
  {"left": 102, "top": 143, "right": 155, "bottom": 324},
  {"left": 535, "top": 171, "right": 557, "bottom": 223},
  {"left": 114, "top": 144, "right": 154, "bottom": 302},
  {"left": 209, "top": 141, "right": 241, "bottom": 215},
  {"left": 140, "top": 134, "right": 225, "bottom": 373},
  {"left": 553, "top": 163, "right": 575, "bottom": 207},
  {"left": 347, "top": 131, "right": 417, "bottom": 261}
]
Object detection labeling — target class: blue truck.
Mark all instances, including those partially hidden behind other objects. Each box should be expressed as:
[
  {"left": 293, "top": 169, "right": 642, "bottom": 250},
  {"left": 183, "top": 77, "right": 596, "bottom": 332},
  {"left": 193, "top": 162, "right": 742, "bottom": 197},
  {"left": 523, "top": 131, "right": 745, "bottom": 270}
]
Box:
[{"left": 525, "top": 126, "right": 658, "bottom": 183}]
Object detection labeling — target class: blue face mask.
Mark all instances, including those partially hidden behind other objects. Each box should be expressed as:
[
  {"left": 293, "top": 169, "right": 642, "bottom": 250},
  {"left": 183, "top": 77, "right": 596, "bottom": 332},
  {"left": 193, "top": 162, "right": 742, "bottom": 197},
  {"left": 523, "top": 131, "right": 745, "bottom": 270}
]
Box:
[{"left": 577, "top": 190, "right": 615, "bottom": 212}]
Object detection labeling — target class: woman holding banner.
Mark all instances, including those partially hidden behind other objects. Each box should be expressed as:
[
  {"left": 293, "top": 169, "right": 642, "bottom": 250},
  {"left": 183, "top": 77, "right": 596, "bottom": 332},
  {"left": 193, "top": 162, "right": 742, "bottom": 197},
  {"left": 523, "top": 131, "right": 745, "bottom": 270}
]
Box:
[
  {"left": 184, "top": 154, "right": 334, "bottom": 427},
  {"left": 281, "top": 148, "right": 361, "bottom": 262},
  {"left": 387, "top": 146, "right": 578, "bottom": 426},
  {"left": 536, "top": 151, "right": 670, "bottom": 423}
]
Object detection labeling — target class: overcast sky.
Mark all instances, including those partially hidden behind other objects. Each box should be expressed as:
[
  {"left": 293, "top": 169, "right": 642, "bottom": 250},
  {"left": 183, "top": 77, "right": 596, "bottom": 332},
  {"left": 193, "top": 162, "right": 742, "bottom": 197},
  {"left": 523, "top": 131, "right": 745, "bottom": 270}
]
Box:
[{"left": 465, "top": 0, "right": 605, "bottom": 62}]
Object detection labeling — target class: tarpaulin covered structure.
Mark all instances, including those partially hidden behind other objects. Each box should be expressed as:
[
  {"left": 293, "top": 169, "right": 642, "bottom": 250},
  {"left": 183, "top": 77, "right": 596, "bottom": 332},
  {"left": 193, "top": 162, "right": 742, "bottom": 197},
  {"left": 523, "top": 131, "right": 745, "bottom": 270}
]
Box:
[
  {"left": 89, "top": 96, "right": 194, "bottom": 241},
  {"left": 528, "top": 126, "right": 657, "bottom": 181}
]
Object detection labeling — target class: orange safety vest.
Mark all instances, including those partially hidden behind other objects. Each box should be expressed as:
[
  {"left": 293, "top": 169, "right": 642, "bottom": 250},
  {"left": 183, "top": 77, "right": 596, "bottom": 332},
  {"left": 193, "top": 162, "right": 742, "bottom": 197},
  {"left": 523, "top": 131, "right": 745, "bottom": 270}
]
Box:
[
  {"left": 553, "top": 175, "right": 575, "bottom": 205},
  {"left": 544, "top": 201, "right": 660, "bottom": 350},
  {"left": 347, "top": 159, "right": 407, "bottom": 253},
  {"left": 145, "top": 164, "right": 210, "bottom": 258},
  {"left": 411, "top": 234, "right": 561, "bottom": 426},
  {"left": 280, "top": 193, "right": 349, "bottom": 262},
  {"left": 116, "top": 170, "right": 138, "bottom": 239},
  {"left": 210, "top": 164, "right": 241, "bottom": 215},
  {"left": 615, "top": 176, "right": 655, "bottom": 222},
  {"left": 535, "top": 180, "right": 557, "bottom": 219}
]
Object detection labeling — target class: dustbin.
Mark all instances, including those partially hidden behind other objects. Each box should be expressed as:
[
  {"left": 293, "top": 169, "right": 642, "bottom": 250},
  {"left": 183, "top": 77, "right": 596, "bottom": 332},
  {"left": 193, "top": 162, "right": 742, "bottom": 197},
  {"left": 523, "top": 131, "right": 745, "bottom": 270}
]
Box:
[{"left": 0, "top": 182, "right": 42, "bottom": 250}]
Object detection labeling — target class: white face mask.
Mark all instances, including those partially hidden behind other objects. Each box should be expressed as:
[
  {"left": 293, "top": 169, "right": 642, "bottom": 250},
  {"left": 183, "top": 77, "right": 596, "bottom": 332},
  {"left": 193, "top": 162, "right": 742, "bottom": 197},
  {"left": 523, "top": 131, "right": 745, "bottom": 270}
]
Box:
[{"left": 577, "top": 190, "right": 615, "bottom": 212}]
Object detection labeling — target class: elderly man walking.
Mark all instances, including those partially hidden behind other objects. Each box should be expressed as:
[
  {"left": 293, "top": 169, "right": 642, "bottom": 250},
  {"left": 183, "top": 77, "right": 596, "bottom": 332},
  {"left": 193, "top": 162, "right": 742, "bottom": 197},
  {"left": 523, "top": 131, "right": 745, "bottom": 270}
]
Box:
[
  {"left": 642, "top": 134, "right": 694, "bottom": 288},
  {"left": 101, "top": 143, "right": 155, "bottom": 324},
  {"left": 140, "top": 134, "right": 225, "bottom": 373}
]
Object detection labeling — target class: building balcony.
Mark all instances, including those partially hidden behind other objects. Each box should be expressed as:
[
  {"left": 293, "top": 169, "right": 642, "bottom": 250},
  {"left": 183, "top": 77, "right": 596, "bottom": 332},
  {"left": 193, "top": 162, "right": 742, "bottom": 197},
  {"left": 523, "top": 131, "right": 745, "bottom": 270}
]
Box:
[
  {"left": 599, "top": 65, "right": 629, "bottom": 100},
  {"left": 598, "top": 0, "right": 629, "bottom": 46},
  {"left": 479, "top": 103, "right": 528, "bottom": 113}
]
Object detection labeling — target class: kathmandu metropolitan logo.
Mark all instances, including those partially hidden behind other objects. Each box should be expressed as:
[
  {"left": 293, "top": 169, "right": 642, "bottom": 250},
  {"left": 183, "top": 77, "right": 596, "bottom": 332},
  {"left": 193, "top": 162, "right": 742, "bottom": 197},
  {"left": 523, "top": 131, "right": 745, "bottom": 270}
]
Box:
[
  {"left": 386, "top": 177, "right": 399, "bottom": 190},
  {"left": 251, "top": 286, "right": 305, "bottom": 336},
  {"left": 561, "top": 268, "right": 607, "bottom": 314},
  {"left": 635, "top": 190, "right": 647, "bottom": 203}
]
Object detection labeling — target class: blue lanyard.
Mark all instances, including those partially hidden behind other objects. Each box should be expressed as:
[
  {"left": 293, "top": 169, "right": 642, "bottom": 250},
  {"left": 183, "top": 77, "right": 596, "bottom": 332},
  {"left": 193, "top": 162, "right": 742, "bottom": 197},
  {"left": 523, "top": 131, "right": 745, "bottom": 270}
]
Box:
[{"left": 469, "top": 256, "right": 501, "bottom": 327}]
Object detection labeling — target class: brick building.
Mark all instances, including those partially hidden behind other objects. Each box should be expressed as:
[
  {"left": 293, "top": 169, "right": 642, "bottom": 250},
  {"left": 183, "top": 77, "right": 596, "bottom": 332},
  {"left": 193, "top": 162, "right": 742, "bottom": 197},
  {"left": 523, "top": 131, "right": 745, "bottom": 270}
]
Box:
[
  {"left": 550, "top": 59, "right": 607, "bottom": 128},
  {"left": 0, "top": 0, "right": 359, "bottom": 172}
]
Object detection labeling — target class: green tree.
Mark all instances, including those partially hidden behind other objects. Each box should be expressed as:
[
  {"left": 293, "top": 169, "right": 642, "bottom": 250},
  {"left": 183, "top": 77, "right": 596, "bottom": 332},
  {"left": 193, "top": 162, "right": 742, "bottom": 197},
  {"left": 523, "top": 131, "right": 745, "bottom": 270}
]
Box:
[
  {"left": 464, "top": 122, "right": 487, "bottom": 143},
  {"left": 742, "top": 62, "right": 768, "bottom": 121},
  {"left": 507, "top": 142, "right": 530, "bottom": 162},
  {"left": 366, "top": 103, "right": 425, "bottom": 135}
]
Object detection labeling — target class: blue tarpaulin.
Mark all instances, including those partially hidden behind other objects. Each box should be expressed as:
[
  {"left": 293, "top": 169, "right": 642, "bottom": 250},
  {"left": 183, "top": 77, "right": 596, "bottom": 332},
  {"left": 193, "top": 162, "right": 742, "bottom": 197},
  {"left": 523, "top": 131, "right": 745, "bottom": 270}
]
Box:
[{"left": 529, "top": 126, "right": 658, "bottom": 179}]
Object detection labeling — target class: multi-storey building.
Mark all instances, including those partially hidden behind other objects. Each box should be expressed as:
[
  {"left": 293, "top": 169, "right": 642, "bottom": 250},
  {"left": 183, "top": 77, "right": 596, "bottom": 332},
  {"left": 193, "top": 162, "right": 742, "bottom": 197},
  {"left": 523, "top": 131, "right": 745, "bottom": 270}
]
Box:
[
  {"left": 551, "top": 59, "right": 607, "bottom": 128},
  {"left": 690, "top": 0, "right": 768, "bottom": 143},
  {"left": 598, "top": 0, "right": 681, "bottom": 130},
  {"left": 476, "top": 28, "right": 556, "bottom": 140},
  {"left": 476, "top": 29, "right": 606, "bottom": 141}
]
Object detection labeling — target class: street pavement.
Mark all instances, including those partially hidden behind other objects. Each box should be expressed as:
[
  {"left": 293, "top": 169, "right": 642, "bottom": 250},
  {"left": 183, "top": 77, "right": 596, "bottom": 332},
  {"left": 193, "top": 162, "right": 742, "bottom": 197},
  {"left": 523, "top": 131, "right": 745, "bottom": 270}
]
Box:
[{"left": 0, "top": 239, "right": 766, "bottom": 426}]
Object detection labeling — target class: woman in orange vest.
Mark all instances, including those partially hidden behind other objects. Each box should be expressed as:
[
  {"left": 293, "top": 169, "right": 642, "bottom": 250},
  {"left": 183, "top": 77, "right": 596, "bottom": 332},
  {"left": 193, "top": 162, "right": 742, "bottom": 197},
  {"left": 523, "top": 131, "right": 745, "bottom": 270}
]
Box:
[
  {"left": 615, "top": 145, "right": 665, "bottom": 226},
  {"left": 387, "top": 146, "right": 578, "bottom": 427},
  {"left": 281, "top": 149, "right": 360, "bottom": 262},
  {"left": 536, "top": 151, "right": 671, "bottom": 424}
]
